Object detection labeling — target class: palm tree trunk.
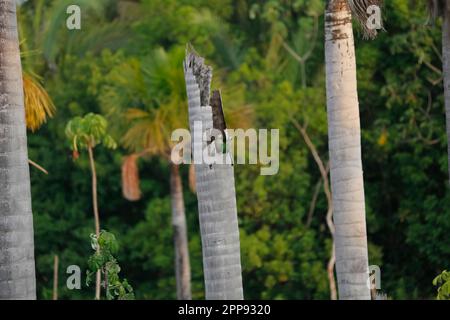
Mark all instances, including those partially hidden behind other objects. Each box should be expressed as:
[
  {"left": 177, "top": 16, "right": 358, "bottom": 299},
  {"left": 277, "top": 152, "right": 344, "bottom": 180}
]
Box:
[
  {"left": 170, "top": 163, "right": 192, "bottom": 300},
  {"left": 184, "top": 51, "right": 244, "bottom": 300},
  {"left": 87, "top": 145, "right": 101, "bottom": 300},
  {"left": 443, "top": 5, "right": 450, "bottom": 184},
  {"left": 0, "top": 0, "right": 36, "bottom": 299},
  {"left": 52, "top": 255, "right": 59, "bottom": 300},
  {"left": 325, "top": 0, "right": 371, "bottom": 300}
]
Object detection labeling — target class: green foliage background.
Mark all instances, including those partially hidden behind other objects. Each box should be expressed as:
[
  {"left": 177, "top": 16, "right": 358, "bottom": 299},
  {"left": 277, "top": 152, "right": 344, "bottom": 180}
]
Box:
[{"left": 20, "top": 0, "right": 449, "bottom": 299}]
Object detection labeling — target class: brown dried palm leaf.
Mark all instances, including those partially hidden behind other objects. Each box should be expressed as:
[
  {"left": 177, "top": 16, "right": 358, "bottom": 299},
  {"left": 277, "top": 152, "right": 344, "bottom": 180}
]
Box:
[
  {"left": 189, "top": 163, "right": 196, "bottom": 193},
  {"left": 122, "top": 154, "right": 141, "bottom": 201}
]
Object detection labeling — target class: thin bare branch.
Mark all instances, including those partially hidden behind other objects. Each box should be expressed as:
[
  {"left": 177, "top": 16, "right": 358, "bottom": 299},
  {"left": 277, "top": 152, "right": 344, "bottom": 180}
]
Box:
[
  {"left": 28, "top": 159, "right": 48, "bottom": 175},
  {"left": 291, "top": 118, "right": 336, "bottom": 299}
]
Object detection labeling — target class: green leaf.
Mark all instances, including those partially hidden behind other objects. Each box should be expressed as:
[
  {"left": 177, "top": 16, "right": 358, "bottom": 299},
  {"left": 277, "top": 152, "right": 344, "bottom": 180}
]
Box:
[{"left": 85, "top": 230, "right": 134, "bottom": 300}]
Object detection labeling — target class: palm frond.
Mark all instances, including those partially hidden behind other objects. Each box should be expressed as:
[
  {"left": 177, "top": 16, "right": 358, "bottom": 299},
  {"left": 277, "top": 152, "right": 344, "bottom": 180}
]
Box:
[
  {"left": 42, "top": 0, "right": 107, "bottom": 62},
  {"left": 225, "top": 104, "right": 254, "bottom": 130},
  {"left": 347, "top": 0, "right": 384, "bottom": 39},
  {"left": 66, "top": 21, "right": 133, "bottom": 58},
  {"left": 23, "top": 72, "right": 55, "bottom": 131},
  {"left": 125, "top": 108, "right": 154, "bottom": 121},
  {"left": 122, "top": 114, "right": 166, "bottom": 156}
]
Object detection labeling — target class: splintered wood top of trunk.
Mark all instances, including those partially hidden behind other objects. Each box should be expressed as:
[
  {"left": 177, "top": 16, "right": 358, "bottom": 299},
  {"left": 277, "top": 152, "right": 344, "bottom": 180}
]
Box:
[
  {"left": 185, "top": 48, "right": 212, "bottom": 107},
  {"left": 186, "top": 47, "right": 228, "bottom": 134}
]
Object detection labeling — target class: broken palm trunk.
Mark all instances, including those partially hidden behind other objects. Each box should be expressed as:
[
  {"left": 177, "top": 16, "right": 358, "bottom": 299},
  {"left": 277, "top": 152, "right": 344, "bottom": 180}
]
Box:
[{"left": 183, "top": 49, "right": 244, "bottom": 300}]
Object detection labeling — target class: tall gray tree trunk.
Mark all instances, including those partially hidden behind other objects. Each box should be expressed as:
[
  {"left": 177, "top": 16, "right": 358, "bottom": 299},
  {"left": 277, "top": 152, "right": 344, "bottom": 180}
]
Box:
[
  {"left": 443, "top": 4, "right": 450, "bottom": 183},
  {"left": 184, "top": 50, "right": 244, "bottom": 300},
  {"left": 324, "top": 0, "right": 371, "bottom": 300},
  {"left": 87, "top": 145, "right": 101, "bottom": 299},
  {"left": 0, "top": 0, "right": 37, "bottom": 300},
  {"left": 170, "top": 163, "right": 192, "bottom": 300}
]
